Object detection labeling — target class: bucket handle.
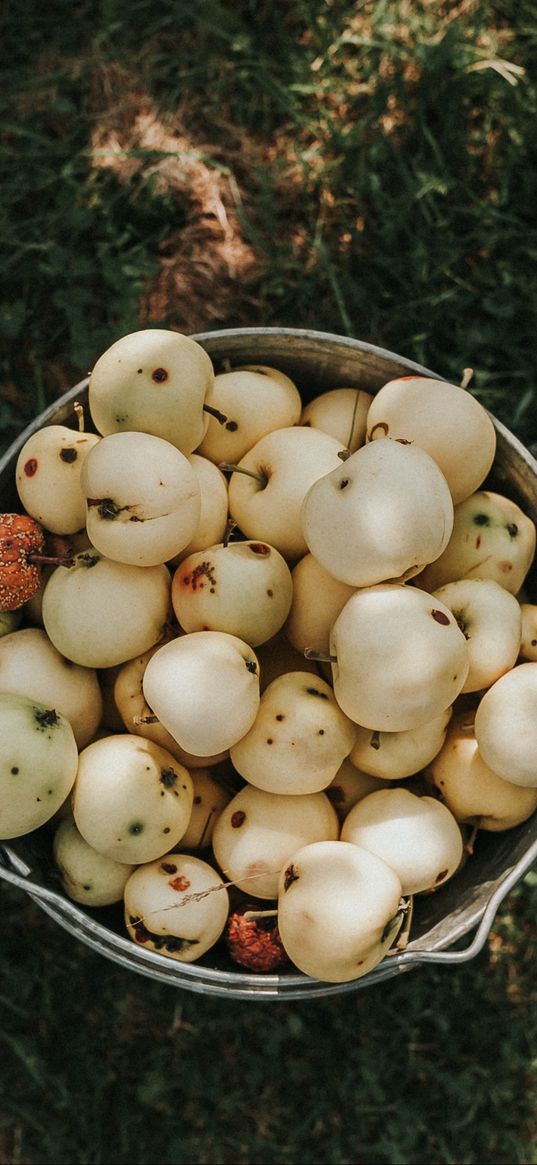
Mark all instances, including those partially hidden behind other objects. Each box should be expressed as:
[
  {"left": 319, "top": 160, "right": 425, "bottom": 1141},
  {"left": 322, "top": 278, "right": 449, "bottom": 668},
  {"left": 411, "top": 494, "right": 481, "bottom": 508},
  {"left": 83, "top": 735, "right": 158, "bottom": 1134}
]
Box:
[{"left": 1, "top": 841, "right": 536, "bottom": 972}]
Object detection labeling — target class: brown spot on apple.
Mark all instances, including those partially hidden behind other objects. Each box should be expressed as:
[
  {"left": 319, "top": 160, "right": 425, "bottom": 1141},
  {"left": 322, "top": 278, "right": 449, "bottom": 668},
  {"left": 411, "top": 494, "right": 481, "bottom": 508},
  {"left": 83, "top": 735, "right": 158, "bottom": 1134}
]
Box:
[{"left": 431, "top": 609, "right": 451, "bottom": 625}]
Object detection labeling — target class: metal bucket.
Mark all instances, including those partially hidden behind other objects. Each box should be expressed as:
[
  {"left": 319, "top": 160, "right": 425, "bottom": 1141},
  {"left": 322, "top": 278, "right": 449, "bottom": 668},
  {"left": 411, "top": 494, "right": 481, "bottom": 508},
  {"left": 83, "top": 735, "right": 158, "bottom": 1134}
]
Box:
[{"left": 1, "top": 327, "right": 536, "bottom": 1000}]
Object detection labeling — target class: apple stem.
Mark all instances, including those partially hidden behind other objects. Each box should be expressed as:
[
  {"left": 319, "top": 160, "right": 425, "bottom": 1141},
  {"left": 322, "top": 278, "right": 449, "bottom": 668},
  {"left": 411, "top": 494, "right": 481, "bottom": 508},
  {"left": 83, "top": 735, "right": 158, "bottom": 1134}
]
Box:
[
  {"left": 203, "top": 403, "right": 228, "bottom": 426},
  {"left": 243, "top": 908, "right": 279, "bottom": 922},
  {"left": 73, "top": 400, "right": 85, "bottom": 432},
  {"left": 460, "top": 367, "right": 474, "bottom": 390},
  {"left": 304, "top": 647, "right": 338, "bottom": 663},
  {"left": 394, "top": 896, "right": 414, "bottom": 950},
  {"left": 219, "top": 462, "right": 267, "bottom": 486},
  {"left": 223, "top": 518, "right": 238, "bottom": 548},
  {"left": 465, "top": 823, "right": 480, "bottom": 856},
  {"left": 28, "top": 552, "right": 75, "bottom": 568}
]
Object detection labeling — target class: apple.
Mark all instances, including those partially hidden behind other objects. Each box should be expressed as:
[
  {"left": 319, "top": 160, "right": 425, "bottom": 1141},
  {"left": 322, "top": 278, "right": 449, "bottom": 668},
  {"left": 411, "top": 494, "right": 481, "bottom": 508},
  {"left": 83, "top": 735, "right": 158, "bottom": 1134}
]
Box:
[
  {"left": 0, "top": 609, "right": 22, "bottom": 637},
  {"left": 325, "top": 757, "right": 387, "bottom": 823},
  {"left": 171, "top": 539, "right": 293, "bottom": 646},
  {"left": 0, "top": 626, "right": 103, "bottom": 748},
  {"left": 72, "top": 734, "right": 194, "bottom": 864},
  {"left": 0, "top": 512, "right": 47, "bottom": 611},
  {"left": 276, "top": 840, "right": 404, "bottom": 983},
  {"left": 473, "top": 662, "right": 537, "bottom": 787},
  {"left": 365, "top": 375, "right": 496, "bottom": 503},
  {"left": 124, "top": 853, "right": 230, "bottom": 962},
  {"left": 16, "top": 424, "right": 100, "bottom": 535},
  {"left": 300, "top": 386, "right": 373, "bottom": 453},
  {"left": 520, "top": 603, "right": 537, "bottom": 661},
  {"left": 301, "top": 438, "right": 454, "bottom": 587},
  {"left": 41, "top": 549, "right": 172, "bottom": 668},
  {"left": 81, "top": 431, "right": 201, "bottom": 566},
  {"left": 169, "top": 453, "right": 229, "bottom": 564},
  {"left": 113, "top": 642, "right": 229, "bottom": 768},
  {"left": 254, "top": 629, "right": 320, "bottom": 691},
  {"left": 211, "top": 783, "right": 339, "bottom": 900},
  {"left": 0, "top": 692, "right": 79, "bottom": 839},
  {"left": 225, "top": 426, "right": 344, "bottom": 560},
  {"left": 430, "top": 577, "right": 522, "bottom": 692},
  {"left": 417, "top": 490, "right": 536, "bottom": 595},
  {"left": 53, "top": 816, "right": 135, "bottom": 907},
  {"left": 328, "top": 584, "right": 469, "bottom": 731},
  {"left": 349, "top": 707, "right": 452, "bottom": 780},
  {"left": 426, "top": 712, "right": 537, "bottom": 829},
  {"left": 230, "top": 670, "right": 358, "bottom": 795},
  {"left": 340, "top": 787, "right": 464, "bottom": 895},
  {"left": 142, "top": 630, "right": 260, "bottom": 756},
  {"left": 88, "top": 328, "right": 215, "bottom": 453},
  {"left": 196, "top": 364, "right": 302, "bottom": 464},
  {"left": 178, "top": 767, "right": 233, "bottom": 849},
  {"left": 284, "top": 552, "right": 355, "bottom": 657}
]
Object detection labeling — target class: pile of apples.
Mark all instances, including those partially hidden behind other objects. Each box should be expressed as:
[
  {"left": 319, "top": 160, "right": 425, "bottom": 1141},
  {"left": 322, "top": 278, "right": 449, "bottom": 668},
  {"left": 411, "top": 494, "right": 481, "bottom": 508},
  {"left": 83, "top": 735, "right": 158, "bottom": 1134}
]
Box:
[{"left": 1, "top": 327, "right": 537, "bottom": 984}]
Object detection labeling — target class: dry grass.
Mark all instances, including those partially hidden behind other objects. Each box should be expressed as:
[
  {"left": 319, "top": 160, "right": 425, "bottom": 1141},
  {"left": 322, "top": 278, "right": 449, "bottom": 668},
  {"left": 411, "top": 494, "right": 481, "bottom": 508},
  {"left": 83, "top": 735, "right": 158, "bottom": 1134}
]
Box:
[{"left": 88, "top": 64, "right": 264, "bottom": 333}]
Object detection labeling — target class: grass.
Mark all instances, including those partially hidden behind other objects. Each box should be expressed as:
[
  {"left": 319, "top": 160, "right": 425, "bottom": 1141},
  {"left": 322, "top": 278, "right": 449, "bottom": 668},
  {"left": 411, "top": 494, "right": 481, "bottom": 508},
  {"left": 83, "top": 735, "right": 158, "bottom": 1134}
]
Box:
[{"left": 1, "top": 1, "right": 537, "bottom": 1162}]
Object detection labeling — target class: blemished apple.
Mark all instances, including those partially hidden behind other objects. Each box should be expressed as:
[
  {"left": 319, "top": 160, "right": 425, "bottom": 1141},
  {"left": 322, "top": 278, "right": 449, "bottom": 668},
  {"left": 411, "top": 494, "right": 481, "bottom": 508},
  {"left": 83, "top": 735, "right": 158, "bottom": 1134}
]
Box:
[
  {"left": 340, "top": 787, "right": 464, "bottom": 895},
  {"left": 16, "top": 424, "right": 100, "bottom": 535},
  {"left": 349, "top": 707, "right": 452, "bottom": 780},
  {"left": 0, "top": 625, "right": 103, "bottom": 749},
  {"left": 53, "top": 816, "right": 135, "bottom": 907},
  {"left": 300, "top": 387, "right": 373, "bottom": 453},
  {"left": 473, "top": 662, "right": 537, "bottom": 787},
  {"left": 276, "top": 839, "right": 404, "bottom": 983},
  {"left": 430, "top": 578, "right": 522, "bottom": 693},
  {"left": 284, "top": 552, "right": 355, "bottom": 657},
  {"left": 301, "top": 438, "right": 454, "bottom": 588},
  {"left": 425, "top": 712, "right": 537, "bottom": 829},
  {"left": 142, "top": 630, "right": 261, "bottom": 757},
  {"left": 41, "top": 549, "right": 172, "bottom": 668},
  {"left": 211, "top": 783, "right": 339, "bottom": 899},
  {"left": 88, "top": 328, "right": 215, "bottom": 454},
  {"left": 229, "top": 670, "right": 358, "bottom": 795},
  {"left": 520, "top": 603, "right": 537, "bottom": 661},
  {"left": 225, "top": 425, "right": 344, "bottom": 560},
  {"left": 417, "top": 489, "right": 537, "bottom": 595},
  {"left": 365, "top": 375, "right": 496, "bottom": 503},
  {"left": 172, "top": 539, "right": 293, "bottom": 647},
  {"left": 196, "top": 364, "right": 302, "bottom": 465},
  {"left": 72, "top": 734, "right": 194, "bottom": 864},
  {"left": 113, "top": 643, "right": 230, "bottom": 769},
  {"left": 328, "top": 584, "right": 469, "bottom": 731},
  {"left": 0, "top": 692, "right": 79, "bottom": 839},
  {"left": 124, "top": 853, "right": 230, "bottom": 962},
  {"left": 81, "top": 431, "right": 201, "bottom": 566}
]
